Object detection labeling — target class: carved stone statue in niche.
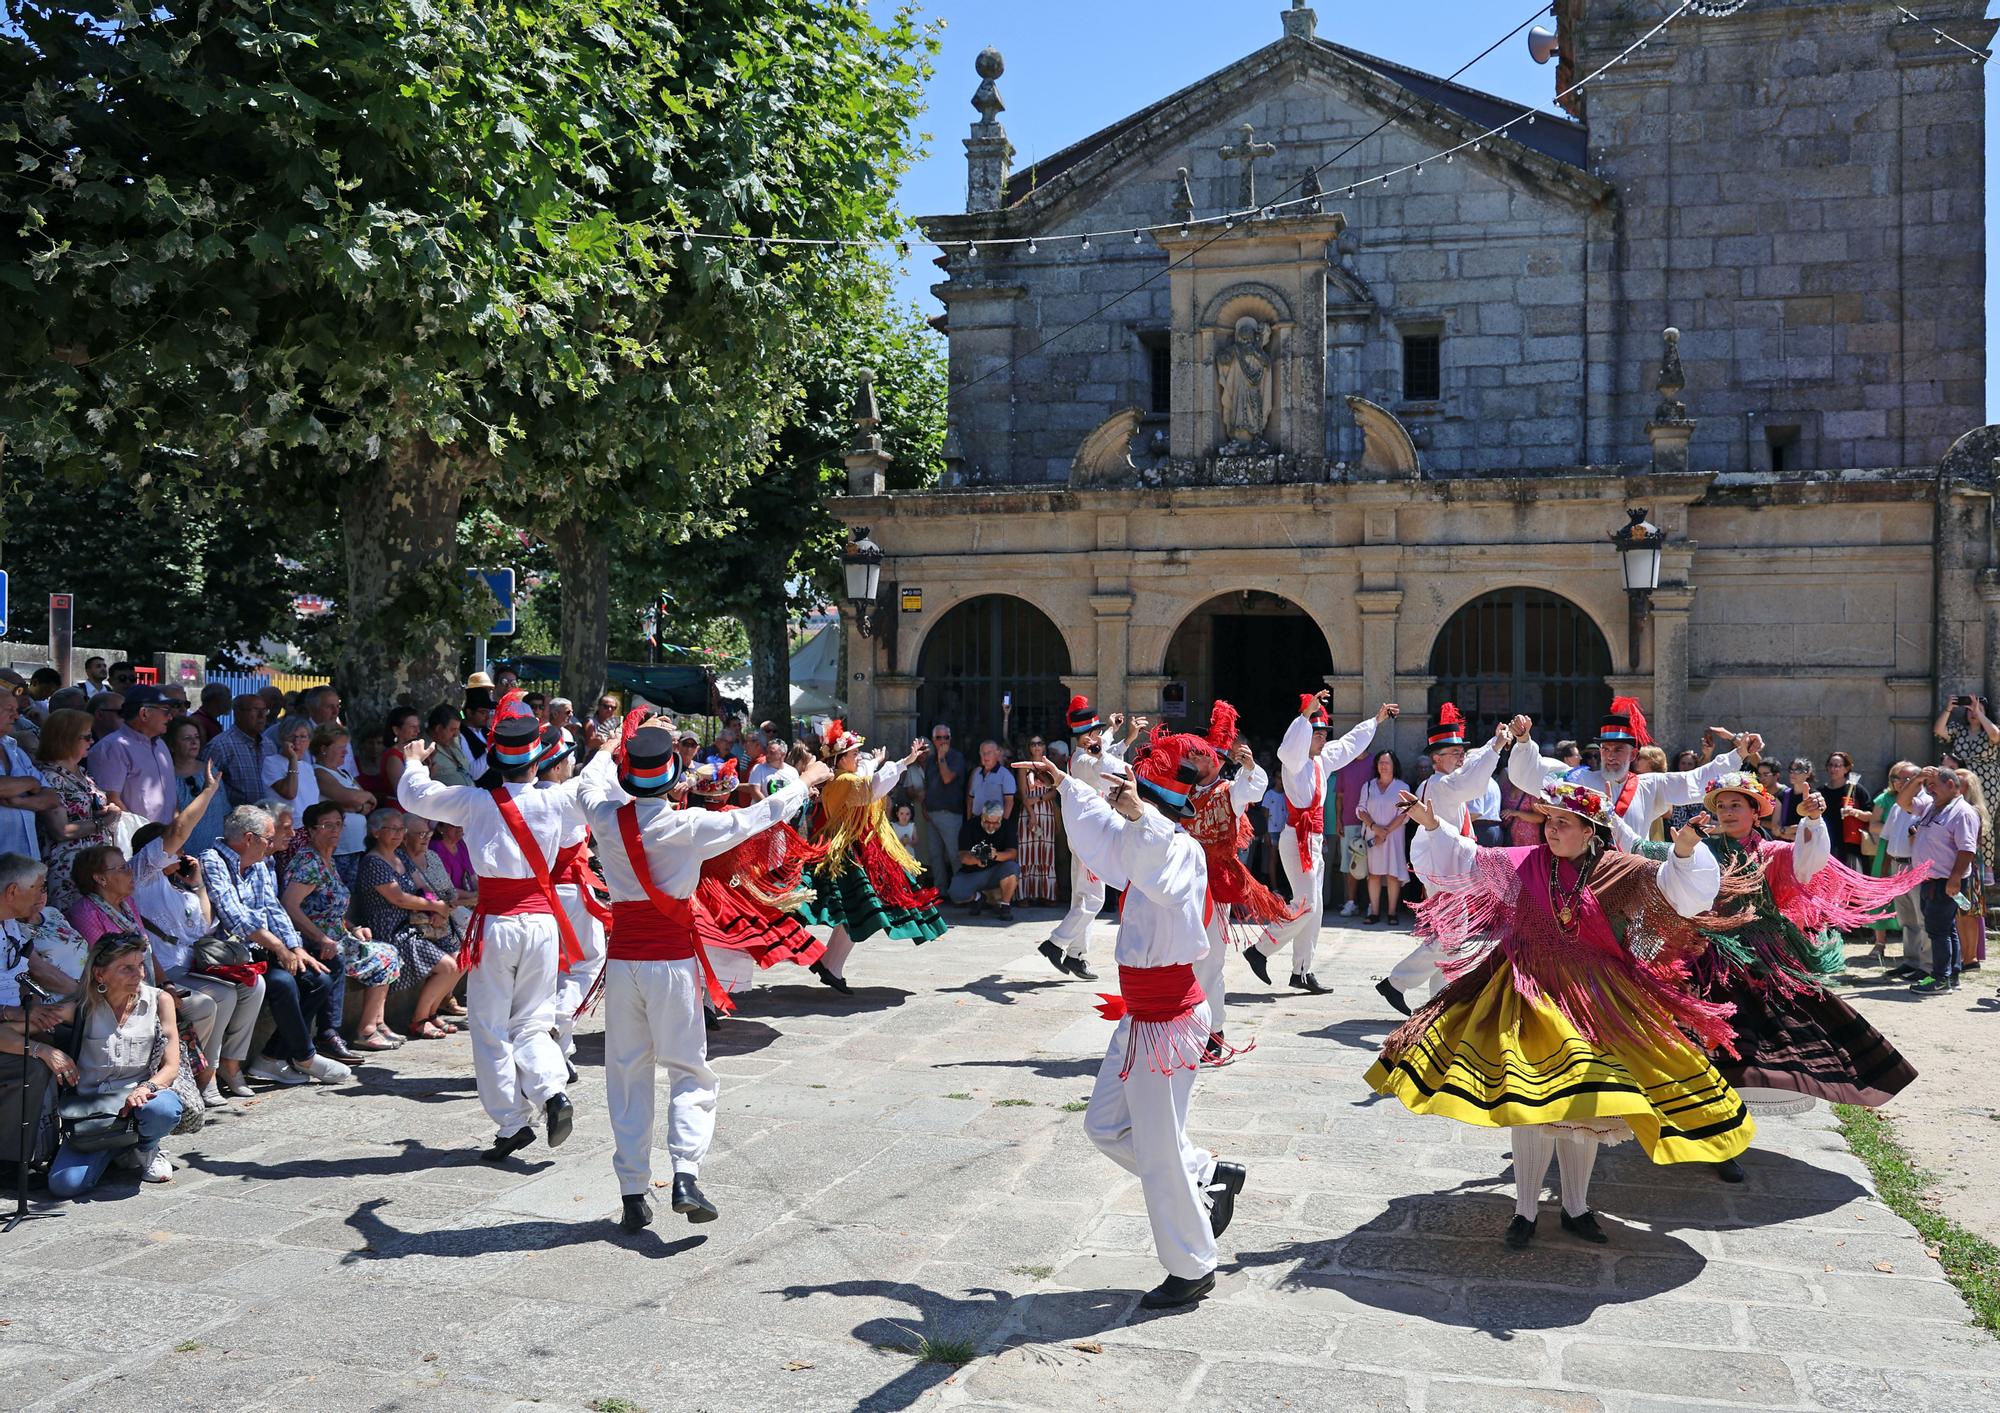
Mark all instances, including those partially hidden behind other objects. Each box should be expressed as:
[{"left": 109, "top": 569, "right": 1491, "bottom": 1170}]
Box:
[{"left": 1215, "top": 315, "right": 1276, "bottom": 454}]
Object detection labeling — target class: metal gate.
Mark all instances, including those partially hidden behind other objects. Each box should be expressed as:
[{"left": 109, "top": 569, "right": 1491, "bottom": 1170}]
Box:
[
  {"left": 1427, "top": 589, "right": 1612, "bottom": 745},
  {"left": 916, "top": 595, "right": 1072, "bottom": 746}
]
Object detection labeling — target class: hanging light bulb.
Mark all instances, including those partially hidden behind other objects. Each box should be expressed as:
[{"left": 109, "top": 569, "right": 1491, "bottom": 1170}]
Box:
[
  {"left": 967, "top": 242, "right": 977, "bottom": 258},
  {"left": 1346, "top": 185, "right": 1356, "bottom": 199},
  {"left": 1527, "top": 113, "right": 1537, "bottom": 125},
  {"left": 1180, "top": 223, "right": 1191, "bottom": 238},
  {"left": 1224, "top": 218, "right": 1234, "bottom": 229},
  {"left": 1414, "top": 163, "right": 1424, "bottom": 176},
  {"left": 1027, "top": 239, "right": 1038, "bottom": 253},
  {"left": 757, "top": 237, "right": 769, "bottom": 255},
  {"left": 1445, "top": 152, "right": 1454, "bottom": 164},
  {"left": 1133, "top": 230, "right": 1143, "bottom": 244},
  {"left": 1473, "top": 140, "right": 1484, "bottom": 152},
  {"left": 1081, "top": 233, "right": 1091, "bottom": 250},
  {"left": 680, "top": 230, "right": 693, "bottom": 251}
]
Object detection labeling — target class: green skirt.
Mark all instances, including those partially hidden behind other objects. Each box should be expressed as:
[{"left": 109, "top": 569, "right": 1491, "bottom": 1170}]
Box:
[{"left": 800, "top": 863, "right": 947, "bottom": 946}]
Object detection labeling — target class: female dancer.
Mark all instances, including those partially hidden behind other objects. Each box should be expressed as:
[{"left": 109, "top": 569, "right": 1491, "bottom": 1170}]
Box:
[{"left": 684, "top": 760, "right": 829, "bottom": 1003}]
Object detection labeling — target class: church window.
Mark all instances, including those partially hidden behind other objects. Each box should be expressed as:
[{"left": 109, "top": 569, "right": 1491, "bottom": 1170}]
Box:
[
  {"left": 1401, "top": 331, "right": 1443, "bottom": 403},
  {"left": 1139, "top": 331, "right": 1172, "bottom": 416},
  {"left": 1765, "top": 424, "right": 1800, "bottom": 474}
]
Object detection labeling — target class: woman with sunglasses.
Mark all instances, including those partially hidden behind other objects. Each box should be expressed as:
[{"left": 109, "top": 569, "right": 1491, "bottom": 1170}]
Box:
[{"left": 47, "top": 931, "right": 185, "bottom": 1194}]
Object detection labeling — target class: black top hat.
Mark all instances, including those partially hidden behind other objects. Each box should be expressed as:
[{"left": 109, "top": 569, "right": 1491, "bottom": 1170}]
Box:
[
  {"left": 620, "top": 727, "right": 682, "bottom": 798},
  {"left": 1423, "top": 702, "right": 1468, "bottom": 755},
  {"left": 1066, "top": 694, "right": 1102, "bottom": 736}
]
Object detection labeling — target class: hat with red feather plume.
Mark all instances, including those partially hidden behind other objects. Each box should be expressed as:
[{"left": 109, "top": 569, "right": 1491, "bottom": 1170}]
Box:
[
  {"left": 1595, "top": 695, "right": 1651, "bottom": 748},
  {"left": 486, "top": 689, "right": 547, "bottom": 770},
  {"left": 1423, "top": 701, "right": 1468, "bottom": 756},
  {"left": 821, "top": 717, "right": 864, "bottom": 758},
  {"left": 1065, "top": 694, "right": 1102, "bottom": 736},
  {"left": 616, "top": 708, "right": 681, "bottom": 798}
]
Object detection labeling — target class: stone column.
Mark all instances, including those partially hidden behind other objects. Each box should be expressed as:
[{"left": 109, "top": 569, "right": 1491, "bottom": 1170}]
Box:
[
  {"left": 1354, "top": 588, "right": 1402, "bottom": 719},
  {"left": 964, "top": 49, "right": 1013, "bottom": 214},
  {"left": 1979, "top": 571, "right": 2000, "bottom": 709},
  {"left": 1646, "top": 584, "right": 1697, "bottom": 752},
  {"left": 1091, "top": 591, "right": 1134, "bottom": 713}
]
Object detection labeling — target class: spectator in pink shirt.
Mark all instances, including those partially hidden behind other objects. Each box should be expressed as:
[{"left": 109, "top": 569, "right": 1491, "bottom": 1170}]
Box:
[{"left": 86, "top": 684, "right": 179, "bottom": 825}]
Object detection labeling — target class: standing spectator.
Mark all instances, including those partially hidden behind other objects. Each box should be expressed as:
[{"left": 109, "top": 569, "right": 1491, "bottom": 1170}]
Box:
[
  {"left": 281, "top": 802, "right": 403, "bottom": 1052},
  {"left": 106, "top": 661, "right": 139, "bottom": 694},
  {"left": 45, "top": 932, "right": 184, "bottom": 1194},
  {"left": 748, "top": 737, "right": 792, "bottom": 795},
  {"left": 90, "top": 691, "right": 125, "bottom": 746},
  {"left": 1935, "top": 695, "right": 2000, "bottom": 885},
  {"left": 78, "top": 657, "right": 107, "bottom": 691},
  {"left": 203, "top": 693, "right": 272, "bottom": 808},
  {"left": 1778, "top": 758, "right": 1816, "bottom": 842},
  {"left": 674, "top": 728, "right": 701, "bottom": 774},
  {"left": 0, "top": 692, "right": 54, "bottom": 862},
  {"left": 1868, "top": 761, "right": 1926, "bottom": 969},
  {"left": 923, "top": 723, "right": 967, "bottom": 888},
  {"left": 1817, "top": 751, "right": 1869, "bottom": 870},
  {"left": 968, "top": 739, "right": 1016, "bottom": 821},
  {"left": 1259, "top": 772, "right": 1288, "bottom": 893},
  {"left": 1665, "top": 749, "right": 1707, "bottom": 834},
  {"left": 1332, "top": 751, "right": 1374, "bottom": 917},
  {"left": 311, "top": 725, "right": 376, "bottom": 887},
  {"left": 26, "top": 667, "right": 63, "bottom": 720},
  {"left": 0, "top": 671, "right": 36, "bottom": 753},
  {"left": 1955, "top": 771, "right": 1991, "bottom": 971},
  {"left": 460, "top": 687, "right": 495, "bottom": 775},
  {"left": 1501, "top": 773, "right": 1544, "bottom": 847},
  {"left": 1357, "top": 750, "right": 1411, "bottom": 925},
  {"left": 260, "top": 716, "right": 321, "bottom": 814},
  {"left": 190, "top": 683, "right": 233, "bottom": 744},
  {"left": 1908, "top": 766, "right": 1979, "bottom": 994},
  {"left": 1554, "top": 739, "right": 1583, "bottom": 771},
  {"left": 425, "top": 705, "right": 474, "bottom": 788},
  {"left": 167, "top": 717, "right": 227, "bottom": 859},
  {"left": 199, "top": 805, "right": 351, "bottom": 1085},
  {"left": 35, "top": 709, "right": 122, "bottom": 913},
  {"left": 1013, "top": 735, "right": 1060, "bottom": 905}
]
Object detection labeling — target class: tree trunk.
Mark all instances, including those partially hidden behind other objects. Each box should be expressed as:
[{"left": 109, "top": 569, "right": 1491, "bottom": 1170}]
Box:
[
  {"left": 745, "top": 586, "right": 792, "bottom": 735},
  {"left": 549, "top": 517, "right": 609, "bottom": 707},
  {"left": 333, "top": 440, "right": 471, "bottom": 737}
]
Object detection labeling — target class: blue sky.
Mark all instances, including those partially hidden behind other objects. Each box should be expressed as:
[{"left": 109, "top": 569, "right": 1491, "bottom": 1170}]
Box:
[{"left": 877, "top": 1, "right": 1998, "bottom": 421}]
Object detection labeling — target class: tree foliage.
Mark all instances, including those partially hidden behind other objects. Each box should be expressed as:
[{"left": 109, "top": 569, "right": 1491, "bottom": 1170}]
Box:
[{"left": 2, "top": 0, "right": 937, "bottom": 722}]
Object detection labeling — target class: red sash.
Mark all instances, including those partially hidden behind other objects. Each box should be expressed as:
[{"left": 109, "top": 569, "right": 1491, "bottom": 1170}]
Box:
[
  {"left": 1285, "top": 762, "right": 1325, "bottom": 870},
  {"left": 1091, "top": 962, "right": 1227, "bottom": 1079},
  {"left": 553, "top": 840, "right": 614, "bottom": 929},
  {"left": 1613, "top": 773, "right": 1640, "bottom": 819},
  {"left": 612, "top": 802, "right": 734, "bottom": 1014},
  {"left": 457, "top": 788, "right": 585, "bottom": 973}
]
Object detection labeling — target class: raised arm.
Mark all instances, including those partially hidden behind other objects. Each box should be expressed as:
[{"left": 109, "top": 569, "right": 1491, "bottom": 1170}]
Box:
[
  {"left": 665, "top": 778, "right": 815, "bottom": 864},
  {"left": 1319, "top": 708, "right": 1389, "bottom": 774},
  {"left": 394, "top": 750, "right": 482, "bottom": 826},
  {"left": 1656, "top": 837, "right": 1722, "bottom": 918},
  {"left": 1788, "top": 810, "right": 1831, "bottom": 884},
  {"left": 576, "top": 743, "right": 626, "bottom": 812},
  {"left": 158, "top": 763, "right": 222, "bottom": 858},
  {"left": 1054, "top": 773, "right": 1135, "bottom": 892}
]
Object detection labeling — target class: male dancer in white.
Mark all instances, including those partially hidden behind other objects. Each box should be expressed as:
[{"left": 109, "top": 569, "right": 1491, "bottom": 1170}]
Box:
[
  {"left": 538, "top": 729, "right": 608, "bottom": 1076},
  {"left": 1507, "top": 697, "right": 1750, "bottom": 849},
  {"left": 1181, "top": 719, "right": 1270, "bottom": 1056},
  {"left": 1027, "top": 742, "right": 1244, "bottom": 1309},
  {"left": 397, "top": 694, "right": 612, "bottom": 1161},
  {"left": 580, "top": 721, "right": 831, "bottom": 1232},
  {"left": 1246, "top": 691, "right": 1398, "bottom": 993},
  {"left": 1040, "top": 697, "right": 1134, "bottom": 981},
  {"left": 1377, "top": 705, "right": 1509, "bottom": 1016}
]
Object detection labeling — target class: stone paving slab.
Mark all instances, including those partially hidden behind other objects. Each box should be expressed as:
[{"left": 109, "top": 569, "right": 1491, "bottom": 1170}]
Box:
[{"left": 1, "top": 912, "right": 1994, "bottom": 1412}]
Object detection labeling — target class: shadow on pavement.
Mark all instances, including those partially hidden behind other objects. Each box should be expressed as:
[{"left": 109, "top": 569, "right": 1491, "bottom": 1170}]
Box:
[
  {"left": 183, "top": 1137, "right": 545, "bottom": 1181},
  {"left": 1300, "top": 1017, "right": 1397, "bottom": 1051},
  {"left": 937, "top": 972, "right": 1076, "bottom": 1005},
  {"left": 752, "top": 984, "right": 913, "bottom": 1015},
  {"left": 769, "top": 1278, "right": 1134, "bottom": 1413},
  {"left": 930, "top": 1055, "right": 1103, "bottom": 1080},
  {"left": 344, "top": 1196, "right": 707, "bottom": 1262},
  {"left": 704, "top": 1017, "right": 784, "bottom": 1058}
]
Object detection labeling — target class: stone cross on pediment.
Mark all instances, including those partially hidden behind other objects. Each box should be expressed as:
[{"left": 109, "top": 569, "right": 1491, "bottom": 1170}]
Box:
[{"left": 1219, "top": 123, "right": 1277, "bottom": 211}]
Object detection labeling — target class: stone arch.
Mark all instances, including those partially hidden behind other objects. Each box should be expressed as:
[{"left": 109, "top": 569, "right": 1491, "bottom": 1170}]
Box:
[
  {"left": 1425, "top": 586, "right": 1614, "bottom": 743},
  {"left": 915, "top": 593, "right": 1075, "bottom": 744},
  {"left": 1160, "top": 589, "right": 1334, "bottom": 745}
]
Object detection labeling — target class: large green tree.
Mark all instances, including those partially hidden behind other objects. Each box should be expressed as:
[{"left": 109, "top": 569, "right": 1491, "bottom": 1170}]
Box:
[
  {"left": 652, "top": 275, "right": 945, "bottom": 727},
  {"left": 2, "top": 0, "right": 935, "bottom": 725}
]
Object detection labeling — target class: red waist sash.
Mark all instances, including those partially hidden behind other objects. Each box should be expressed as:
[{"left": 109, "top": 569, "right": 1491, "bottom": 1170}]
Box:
[
  {"left": 1092, "top": 962, "right": 1226, "bottom": 1079},
  {"left": 609, "top": 801, "right": 734, "bottom": 1013},
  {"left": 1285, "top": 763, "right": 1324, "bottom": 870},
  {"left": 553, "top": 840, "right": 614, "bottom": 928},
  {"left": 608, "top": 897, "right": 698, "bottom": 960}
]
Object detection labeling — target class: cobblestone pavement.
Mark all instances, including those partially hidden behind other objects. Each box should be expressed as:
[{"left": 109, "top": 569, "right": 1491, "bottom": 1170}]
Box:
[{"left": 3, "top": 913, "right": 1995, "bottom": 1412}]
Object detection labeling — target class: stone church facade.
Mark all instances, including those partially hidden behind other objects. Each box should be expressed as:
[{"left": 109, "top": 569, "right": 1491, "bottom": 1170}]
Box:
[{"left": 830, "top": 0, "right": 1997, "bottom": 770}]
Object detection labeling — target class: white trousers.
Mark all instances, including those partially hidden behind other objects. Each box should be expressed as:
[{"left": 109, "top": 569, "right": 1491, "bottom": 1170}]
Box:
[
  {"left": 1198, "top": 910, "right": 1228, "bottom": 1038},
  {"left": 466, "top": 915, "right": 568, "bottom": 1137},
  {"left": 1083, "top": 1004, "right": 1218, "bottom": 1281},
  {"left": 603, "top": 958, "right": 718, "bottom": 1196},
  {"left": 1512, "top": 1124, "right": 1601, "bottom": 1220},
  {"left": 1387, "top": 938, "right": 1448, "bottom": 1006},
  {"left": 552, "top": 884, "right": 607, "bottom": 1057},
  {"left": 1049, "top": 845, "right": 1107, "bottom": 958},
  {"left": 1261, "top": 828, "right": 1323, "bottom": 975}
]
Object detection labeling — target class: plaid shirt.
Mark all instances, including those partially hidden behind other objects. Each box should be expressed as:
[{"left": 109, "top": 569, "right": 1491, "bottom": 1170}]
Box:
[
  {"left": 199, "top": 843, "right": 301, "bottom": 948},
  {"left": 202, "top": 726, "right": 269, "bottom": 808}
]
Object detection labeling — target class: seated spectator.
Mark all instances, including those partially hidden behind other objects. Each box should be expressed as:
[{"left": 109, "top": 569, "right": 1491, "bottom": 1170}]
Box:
[
  {"left": 429, "top": 818, "right": 475, "bottom": 900},
  {"left": 949, "top": 802, "right": 1020, "bottom": 920},
  {"left": 46, "top": 931, "right": 184, "bottom": 1194},
  {"left": 200, "top": 805, "right": 351, "bottom": 1087},
  {"left": 26, "top": 886, "right": 92, "bottom": 999},
  {"left": 310, "top": 724, "right": 375, "bottom": 885},
  {"left": 27, "top": 667, "right": 63, "bottom": 718},
  {"left": 968, "top": 740, "right": 1017, "bottom": 821},
  {"left": 261, "top": 716, "right": 320, "bottom": 813},
  {"left": 36, "top": 708, "right": 122, "bottom": 912},
  {"left": 356, "top": 707, "right": 420, "bottom": 803},
  {"left": 169, "top": 719, "right": 227, "bottom": 859},
  {"left": 2, "top": 854, "right": 78, "bottom": 1178},
  {"left": 256, "top": 797, "right": 296, "bottom": 844},
  {"left": 748, "top": 737, "right": 792, "bottom": 795},
  {"left": 191, "top": 683, "right": 233, "bottom": 744},
  {"left": 0, "top": 693, "right": 56, "bottom": 863},
  {"left": 132, "top": 777, "right": 261, "bottom": 1104},
  {"left": 282, "top": 802, "right": 403, "bottom": 1053},
  {"left": 356, "top": 808, "right": 461, "bottom": 1040},
  {"left": 89, "top": 684, "right": 179, "bottom": 827},
  {"left": 401, "top": 817, "right": 470, "bottom": 941}
]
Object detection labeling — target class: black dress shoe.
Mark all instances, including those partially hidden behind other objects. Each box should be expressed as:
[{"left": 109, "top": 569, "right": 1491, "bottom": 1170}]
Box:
[
  {"left": 566, "top": 1061, "right": 580, "bottom": 1086},
  {"left": 1064, "top": 955, "right": 1098, "bottom": 982},
  {"left": 1503, "top": 1214, "right": 1537, "bottom": 1249},
  {"left": 1560, "top": 1210, "right": 1610, "bottom": 1244},
  {"left": 1205, "top": 1159, "right": 1249, "bottom": 1240},
  {"left": 1290, "top": 972, "right": 1329, "bottom": 995},
  {"left": 1713, "top": 1157, "right": 1746, "bottom": 1184},
  {"left": 1375, "top": 977, "right": 1411, "bottom": 1016},
  {"left": 1139, "top": 1271, "right": 1215, "bottom": 1309},
  {"left": 811, "top": 961, "right": 853, "bottom": 995},
  {"left": 619, "top": 1194, "right": 654, "bottom": 1233},
  {"left": 672, "top": 1173, "right": 719, "bottom": 1223},
  {"left": 481, "top": 1128, "right": 537, "bottom": 1163},
  {"left": 545, "top": 1093, "right": 575, "bottom": 1149},
  {"left": 1038, "top": 940, "right": 1070, "bottom": 975},
  {"left": 1245, "top": 947, "right": 1273, "bottom": 986},
  {"left": 1210, "top": 1160, "right": 1246, "bottom": 1195}
]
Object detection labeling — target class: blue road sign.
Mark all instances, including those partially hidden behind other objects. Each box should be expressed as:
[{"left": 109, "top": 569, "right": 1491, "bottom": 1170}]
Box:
[
  {"left": 467, "top": 568, "right": 516, "bottom": 637},
  {"left": 0, "top": 570, "right": 8, "bottom": 637}
]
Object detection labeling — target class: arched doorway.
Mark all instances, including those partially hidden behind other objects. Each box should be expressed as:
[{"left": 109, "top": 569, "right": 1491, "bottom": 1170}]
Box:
[
  {"left": 1162, "top": 591, "right": 1335, "bottom": 747},
  {"left": 1428, "top": 588, "right": 1613, "bottom": 743},
  {"left": 916, "top": 595, "right": 1072, "bottom": 745}
]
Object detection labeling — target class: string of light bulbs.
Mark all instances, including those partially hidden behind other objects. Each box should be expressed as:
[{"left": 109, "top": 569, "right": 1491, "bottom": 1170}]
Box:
[{"left": 1894, "top": 4, "right": 1992, "bottom": 61}]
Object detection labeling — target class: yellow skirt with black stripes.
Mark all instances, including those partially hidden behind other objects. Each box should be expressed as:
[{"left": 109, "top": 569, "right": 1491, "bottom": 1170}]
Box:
[{"left": 1365, "top": 957, "right": 1754, "bottom": 1164}]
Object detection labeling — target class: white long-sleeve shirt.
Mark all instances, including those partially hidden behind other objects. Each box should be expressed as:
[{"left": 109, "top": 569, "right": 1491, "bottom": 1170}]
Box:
[
  {"left": 1777, "top": 814, "right": 1830, "bottom": 884},
  {"left": 579, "top": 767, "right": 812, "bottom": 901},
  {"left": 1410, "top": 823, "right": 1722, "bottom": 919},
  {"left": 1066, "top": 736, "right": 1131, "bottom": 795},
  {"left": 1056, "top": 774, "right": 1208, "bottom": 968},
  {"left": 396, "top": 749, "right": 613, "bottom": 879},
  {"left": 1278, "top": 710, "right": 1378, "bottom": 814},
  {"left": 1416, "top": 738, "right": 1503, "bottom": 833},
  {"left": 1224, "top": 761, "right": 1269, "bottom": 818},
  {"left": 1507, "top": 743, "right": 1742, "bottom": 847},
  {"left": 865, "top": 756, "right": 905, "bottom": 802}
]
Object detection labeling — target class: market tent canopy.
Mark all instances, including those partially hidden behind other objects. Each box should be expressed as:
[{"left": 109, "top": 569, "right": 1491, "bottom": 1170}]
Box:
[{"left": 499, "top": 658, "right": 743, "bottom": 718}]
